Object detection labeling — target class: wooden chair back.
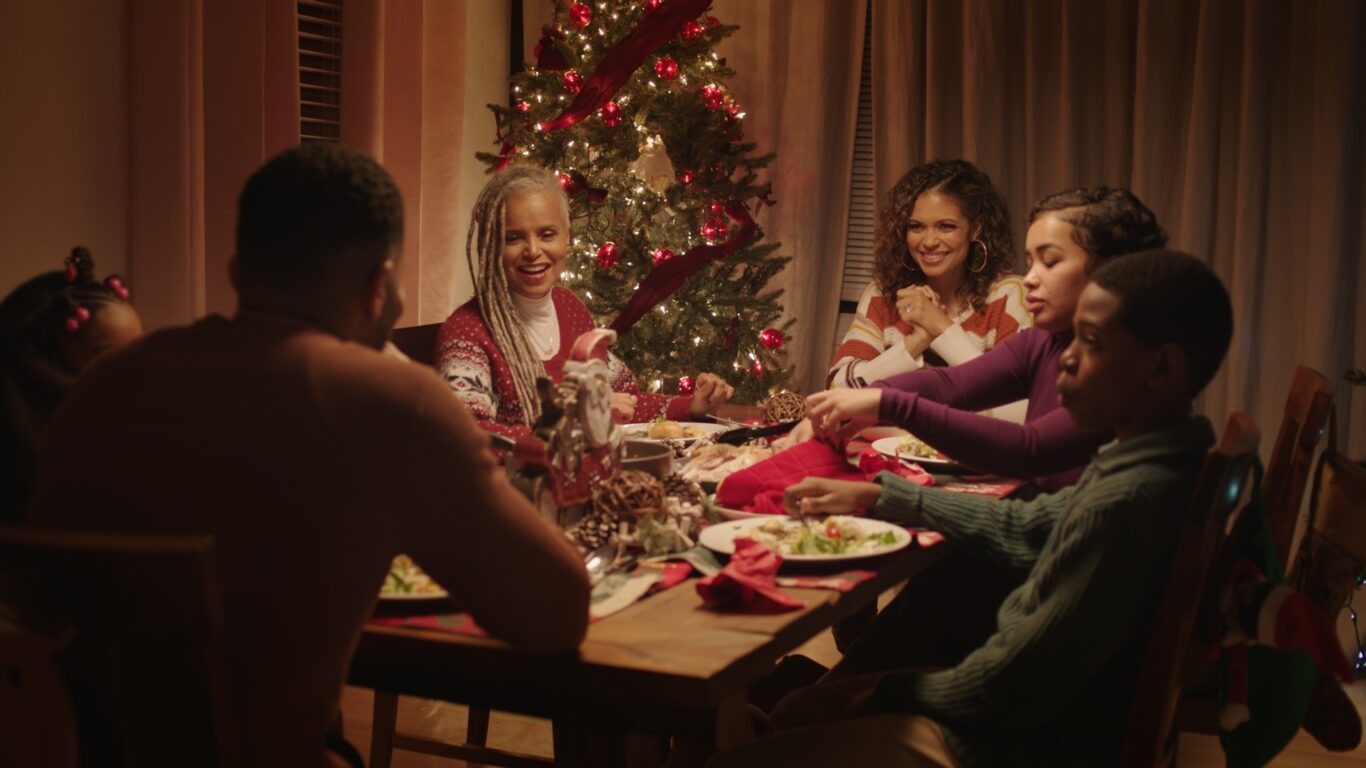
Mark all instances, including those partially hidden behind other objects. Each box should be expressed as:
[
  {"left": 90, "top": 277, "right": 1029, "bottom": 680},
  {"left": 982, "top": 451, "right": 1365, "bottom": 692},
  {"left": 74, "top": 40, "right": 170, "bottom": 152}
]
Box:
[
  {"left": 0, "top": 527, "right": 229, "bottom": 767},
  {"left": 391, "top": 322, "right": 443, "bottom": 367},
  {"left": 0, "top": 617, "right": 78, "bottom": 768},
  {"left": 1119, "top": 413, "right": 1261, "bottom": 768},
  {"left": 1262, "top": 366, "right": 1333, "bottom": 568}
]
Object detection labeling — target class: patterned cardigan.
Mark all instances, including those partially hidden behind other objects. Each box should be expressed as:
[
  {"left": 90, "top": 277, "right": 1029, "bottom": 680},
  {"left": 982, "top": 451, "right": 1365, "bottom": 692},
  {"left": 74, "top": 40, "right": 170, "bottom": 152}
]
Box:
[
  {"left": 436, "top": 286, "right": 693, "bottom": 438},
  {"left": 829, "top": 276, "right": 1030, "bottom": 389}
]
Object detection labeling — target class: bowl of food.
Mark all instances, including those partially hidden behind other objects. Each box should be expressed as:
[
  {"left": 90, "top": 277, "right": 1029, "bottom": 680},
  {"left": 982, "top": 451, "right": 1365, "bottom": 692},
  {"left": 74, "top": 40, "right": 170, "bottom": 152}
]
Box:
[{"left": 621, "top": 439, "right": 673, "bottom": 478}]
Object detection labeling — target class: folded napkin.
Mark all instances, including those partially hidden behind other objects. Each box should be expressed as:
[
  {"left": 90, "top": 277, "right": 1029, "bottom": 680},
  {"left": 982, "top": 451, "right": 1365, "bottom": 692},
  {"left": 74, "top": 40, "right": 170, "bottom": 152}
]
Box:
[
  {"left": 696, "top": 538, "right": 804, "bottom": 612},
  {"left": 717, "top": 440, "right": 932, "bottom": 514}
]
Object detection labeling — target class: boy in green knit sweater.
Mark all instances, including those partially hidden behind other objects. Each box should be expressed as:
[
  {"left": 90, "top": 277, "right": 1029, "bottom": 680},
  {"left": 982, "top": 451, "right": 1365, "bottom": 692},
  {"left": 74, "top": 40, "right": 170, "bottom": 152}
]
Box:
[{"left": 706, "top": 250, "right": 1235, "bottom": 767}]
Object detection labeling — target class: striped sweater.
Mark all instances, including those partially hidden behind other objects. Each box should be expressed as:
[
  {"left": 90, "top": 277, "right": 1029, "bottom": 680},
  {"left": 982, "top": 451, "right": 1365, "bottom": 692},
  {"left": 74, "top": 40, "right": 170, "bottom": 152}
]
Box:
[
  {"left": 829, "top": 277, "right": 1030, "bottom": 389},
  {"left": 869, "top": 416, "right": 1215, "bottom": 766}
]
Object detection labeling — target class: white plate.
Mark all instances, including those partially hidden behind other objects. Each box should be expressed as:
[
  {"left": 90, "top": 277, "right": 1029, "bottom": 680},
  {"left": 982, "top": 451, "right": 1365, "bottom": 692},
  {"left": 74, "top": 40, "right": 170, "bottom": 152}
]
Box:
[
  {"left": 699, "top": 515, "right": 913, "bottom": 562},
  {"left": 620, "top": 421, "right": 730, "bottom": 443},
  {"left": 871, "top": 435, "right": 954, "bottom": 466},
  {"left": 379, "top": 588, "right": 450, "bottom": 602},
  {"left": 710, "top": 500, "right": 774, "bottom": 521}
]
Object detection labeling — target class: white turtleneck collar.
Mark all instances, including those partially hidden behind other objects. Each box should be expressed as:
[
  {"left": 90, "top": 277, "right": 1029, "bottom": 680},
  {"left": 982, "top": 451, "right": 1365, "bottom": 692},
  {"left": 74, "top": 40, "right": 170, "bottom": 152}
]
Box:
[{"left": 512, "top": 289, "right": 560, "bottom": 361}]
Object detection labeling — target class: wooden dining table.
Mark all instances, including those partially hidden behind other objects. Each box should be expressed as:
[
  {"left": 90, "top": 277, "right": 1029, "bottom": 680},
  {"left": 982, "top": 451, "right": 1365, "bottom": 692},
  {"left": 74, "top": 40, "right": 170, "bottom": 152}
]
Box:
[{"left": 348, "top": 537, "right": 954, "bottom": 767}]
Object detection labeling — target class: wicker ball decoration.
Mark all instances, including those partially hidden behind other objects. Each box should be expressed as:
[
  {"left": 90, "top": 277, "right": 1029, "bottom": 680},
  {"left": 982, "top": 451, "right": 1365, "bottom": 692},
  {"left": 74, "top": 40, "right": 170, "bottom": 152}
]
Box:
[
  {"left": 763, "top": 390, "right": 807, "bottom": 422},
  {"left": 591, "top": 469, "right": 666, "bottom": 520}
]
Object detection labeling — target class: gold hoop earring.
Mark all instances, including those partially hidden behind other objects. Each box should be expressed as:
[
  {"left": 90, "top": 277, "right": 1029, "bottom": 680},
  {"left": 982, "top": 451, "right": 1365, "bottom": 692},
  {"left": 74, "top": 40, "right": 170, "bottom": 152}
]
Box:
[{"left": 969, "top": 239, "right": 989, "bottom": 273}]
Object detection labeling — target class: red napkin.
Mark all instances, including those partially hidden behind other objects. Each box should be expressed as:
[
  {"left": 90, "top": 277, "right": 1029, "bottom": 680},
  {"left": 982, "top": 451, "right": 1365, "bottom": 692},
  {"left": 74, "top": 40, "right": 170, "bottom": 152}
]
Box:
[
  {"left": 695, "top": 538, "right": 804, "bottom": 612},
  {"left": 716, "top": 440, "right": 932, "bottom": 513}
]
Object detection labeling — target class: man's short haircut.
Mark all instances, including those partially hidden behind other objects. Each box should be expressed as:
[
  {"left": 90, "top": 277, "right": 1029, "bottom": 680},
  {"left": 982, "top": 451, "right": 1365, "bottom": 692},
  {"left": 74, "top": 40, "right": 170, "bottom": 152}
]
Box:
[
  {"left": 1091, "top": 250, "right": 1233, "bottom": 396},
  {"left": 1028, "top": 187, "right": 1167, "bottom": 271},
  {"left": 236, "top": 143, "right": 403, "bottom": 289}
]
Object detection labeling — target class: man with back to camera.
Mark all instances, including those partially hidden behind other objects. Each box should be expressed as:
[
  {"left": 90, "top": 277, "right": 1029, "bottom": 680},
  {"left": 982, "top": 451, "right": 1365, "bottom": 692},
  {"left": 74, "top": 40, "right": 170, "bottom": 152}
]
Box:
[{"left": 31, "top": 143, "right": 590, "bottom": 767}]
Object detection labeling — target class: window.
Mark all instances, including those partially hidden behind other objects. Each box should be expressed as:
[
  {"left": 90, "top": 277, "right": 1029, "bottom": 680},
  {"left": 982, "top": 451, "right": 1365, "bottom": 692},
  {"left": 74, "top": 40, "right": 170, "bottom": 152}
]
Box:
[
  {"left": 835, "top": 0, "right": 874, "bottom": 354},
  {"left": 298, "top": 0, "right": 342, "bottom": 143}
]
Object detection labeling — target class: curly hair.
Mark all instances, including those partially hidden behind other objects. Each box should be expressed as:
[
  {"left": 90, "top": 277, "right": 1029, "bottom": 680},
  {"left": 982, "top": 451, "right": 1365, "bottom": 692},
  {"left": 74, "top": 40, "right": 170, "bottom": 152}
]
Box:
[
  {"left": 236, "top": 142, "right": 404, "bottom": 290},
  {"left": 872, "top": 159, "right": 1015, "bottom": 311},
  {"left": 1026, "top": 187, "right": 1167, "bottom": 271},
  {"left": 1091, "top": 249, "right": 1232, "bottom": 396}
]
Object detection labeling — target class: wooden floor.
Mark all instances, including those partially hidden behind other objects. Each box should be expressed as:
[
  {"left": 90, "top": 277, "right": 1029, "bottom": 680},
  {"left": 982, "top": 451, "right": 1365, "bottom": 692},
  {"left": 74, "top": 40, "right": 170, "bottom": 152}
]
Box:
[{"left": 340, "top": 625, "right": 1366, "bottom": 767}]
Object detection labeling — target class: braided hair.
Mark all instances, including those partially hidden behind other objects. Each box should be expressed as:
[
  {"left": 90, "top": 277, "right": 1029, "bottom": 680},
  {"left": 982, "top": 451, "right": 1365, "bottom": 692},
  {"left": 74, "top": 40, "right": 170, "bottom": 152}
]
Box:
[
  {"left": 466, "top": 166, "right": 571, "bottom": 425},
  {"left": 0, "top": 246, "right": 132, "bottom": 521}
]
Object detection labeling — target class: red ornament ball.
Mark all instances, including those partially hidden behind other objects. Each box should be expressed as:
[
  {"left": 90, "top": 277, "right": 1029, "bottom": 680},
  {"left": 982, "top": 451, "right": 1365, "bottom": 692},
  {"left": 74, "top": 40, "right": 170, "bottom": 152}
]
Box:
[
  {"left": 653, "top": 56, "right": 679, "bottom": 81},
  {"left": 706, "top": 16, "right": 721, "bottom": 27},
  {"left": 644, "top": 0, "right": 662, "bottom": 9},
  {"left": 596, "top": 242, "right": 619, "bottom": 269},
  {"left": 557, "top": 173, "right": 573, "bottom": 189},
  {"left": 569, "top": 3, "right": 592, "bottom": 28},
  {"left": 681, "top": 20, "right": 703, "bottom": 41},
  {"left": 708, "top": 200, "right": 723, "bottom": 215},
  {"left": 752, "top": 360, "right": 765, "bottom": 378},
  {"left": 759, "top": 328, "right": 785, "bottom": 351},
  {"left": 562, "top": 70, "right": 583, "bottom": 94},
  {"left": 701, "top": 217, "right": 728, "bottom": 241},
  {"left": 677, "top": 376, "right": 694, "bottom": 395},
  {"left": 650, "top": 248, "right": 674, "bottom": 265},
  {"left": 600, "top": 101, "right": 622, "bottom": 126},
  {"left": 700, "top": 84, "right": 725, "bottom": 109},
  {"left": 679, "top": 169, "right": 696, "bottom": 184},
  {"left": 516, "top": 101, "right": 530, "bottom": 113}
]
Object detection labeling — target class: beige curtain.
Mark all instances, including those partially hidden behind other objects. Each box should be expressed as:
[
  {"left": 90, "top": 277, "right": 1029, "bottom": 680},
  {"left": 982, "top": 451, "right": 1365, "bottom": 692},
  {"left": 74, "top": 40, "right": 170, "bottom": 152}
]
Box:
[
  {"left": 710, "top": 0, "right": 869, "bottom": 395},
  {"left": 127, "top": 0, "right": 299, "bottom": 329},
  {"left": 341, "top": 0, "right": 468, "bottom": 326},
  {"left": 870, "top": 0, "right": 1366, "bottom": 456}
]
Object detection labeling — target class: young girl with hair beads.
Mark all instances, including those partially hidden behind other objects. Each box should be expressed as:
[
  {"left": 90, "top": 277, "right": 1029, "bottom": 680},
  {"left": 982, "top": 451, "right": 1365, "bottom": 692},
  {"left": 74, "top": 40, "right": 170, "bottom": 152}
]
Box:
[
  {"left": 436, "top": 165, "right": 734, "bottom": 439},
  {"left": 0, "top": 246, "right": 141, "bottom": 521},
  {"left": 829, "top": 159, "right": 1030, "bottom": 392}
]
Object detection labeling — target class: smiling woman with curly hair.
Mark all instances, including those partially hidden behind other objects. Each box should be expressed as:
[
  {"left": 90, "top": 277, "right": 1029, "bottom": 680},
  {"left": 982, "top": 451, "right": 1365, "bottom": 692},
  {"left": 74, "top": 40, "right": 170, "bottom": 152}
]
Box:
[{"left": 829, "top": 160, "right": 1029, "bottom": 393}]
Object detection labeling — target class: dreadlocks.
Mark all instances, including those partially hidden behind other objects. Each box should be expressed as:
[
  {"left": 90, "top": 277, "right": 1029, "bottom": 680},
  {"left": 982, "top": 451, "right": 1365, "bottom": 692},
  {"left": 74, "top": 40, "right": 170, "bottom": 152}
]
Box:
[{"left": 465, "top": 166, "right": 571, "bottom": 425}]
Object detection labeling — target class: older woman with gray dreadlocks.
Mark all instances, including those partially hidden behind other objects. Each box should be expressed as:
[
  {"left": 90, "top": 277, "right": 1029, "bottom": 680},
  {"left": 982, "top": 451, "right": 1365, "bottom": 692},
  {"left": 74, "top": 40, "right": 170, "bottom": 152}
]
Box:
[{"left": 436, "top": 165, "right": 734, "bottom": 439}]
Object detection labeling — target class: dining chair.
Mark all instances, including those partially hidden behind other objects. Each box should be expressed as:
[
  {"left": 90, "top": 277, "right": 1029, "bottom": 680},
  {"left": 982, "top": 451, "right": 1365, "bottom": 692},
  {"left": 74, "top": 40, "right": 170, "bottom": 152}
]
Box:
[
  {"left": 368, "top": 689, "right": 550, "bottom": 768},
  {"left": 0, "top": 588, "right": 78, "bottom": 768},
  {"left": 0, "top": 526, "right": 230, "bottom": 767},
  {"left": 1262, "top": 366, "right": 1334, "bottom": 570},
  {"left": 390, "top": 322, "right": 443, "bottom": 368},
  {"left": 1119, "top": 412, "right": 1261, "bottom": 768}
]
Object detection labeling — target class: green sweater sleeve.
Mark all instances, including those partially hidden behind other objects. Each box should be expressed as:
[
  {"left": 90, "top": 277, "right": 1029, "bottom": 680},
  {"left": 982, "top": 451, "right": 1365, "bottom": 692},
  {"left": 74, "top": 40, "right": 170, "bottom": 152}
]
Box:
[
  {"left": 873, "top": 470, "right": 1077, "bottom": 569},
  {"left": 868, "top": 477, "right": 1173, "bottom": 729}
]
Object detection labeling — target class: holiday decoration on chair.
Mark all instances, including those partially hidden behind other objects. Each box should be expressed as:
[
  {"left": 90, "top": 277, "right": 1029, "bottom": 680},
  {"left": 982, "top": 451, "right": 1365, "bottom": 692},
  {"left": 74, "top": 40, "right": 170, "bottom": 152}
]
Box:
[
  {"left": 1200, "top": 463, "right": 1360, "bottom": 766},
  {"left": 480, "top": 0, "right": 794, "bottom": 403}
]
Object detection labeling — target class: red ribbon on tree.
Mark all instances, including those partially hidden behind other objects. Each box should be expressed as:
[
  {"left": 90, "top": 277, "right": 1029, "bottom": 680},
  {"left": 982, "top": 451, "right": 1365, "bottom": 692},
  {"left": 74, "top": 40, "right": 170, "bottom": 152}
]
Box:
[
  {"left": 609, "top": 202, "right": 758, "bottom": 333},
  {"left": 537, "top": 0, "right": 711, "bottom": 133}
]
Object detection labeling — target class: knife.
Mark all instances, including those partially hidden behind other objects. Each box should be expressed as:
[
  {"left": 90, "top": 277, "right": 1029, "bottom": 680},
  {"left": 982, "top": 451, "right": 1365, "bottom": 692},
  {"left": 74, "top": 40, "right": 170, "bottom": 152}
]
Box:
[{"left": 714, "top": 419, "right": 800, "bottom": 446}]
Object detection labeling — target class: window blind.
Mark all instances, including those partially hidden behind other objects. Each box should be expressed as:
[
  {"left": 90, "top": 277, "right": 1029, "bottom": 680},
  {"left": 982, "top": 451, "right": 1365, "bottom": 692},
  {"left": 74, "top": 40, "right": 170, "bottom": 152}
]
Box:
[
  {"left": 835, "top": 1, "right": 875, "bottom": 354},
  {"left": 298, "top": 0, "right": 342, "bottom": 143}
]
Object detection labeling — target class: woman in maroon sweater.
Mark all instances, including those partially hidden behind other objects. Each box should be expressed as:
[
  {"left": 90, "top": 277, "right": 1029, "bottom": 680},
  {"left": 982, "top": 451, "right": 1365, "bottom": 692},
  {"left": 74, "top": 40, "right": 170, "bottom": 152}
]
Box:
[
  {"left": 797, "top": 187, "right": 1168, "bottom": 492},
  {"left": 438, "top": 166, "right": 733, "bottom": 438}
]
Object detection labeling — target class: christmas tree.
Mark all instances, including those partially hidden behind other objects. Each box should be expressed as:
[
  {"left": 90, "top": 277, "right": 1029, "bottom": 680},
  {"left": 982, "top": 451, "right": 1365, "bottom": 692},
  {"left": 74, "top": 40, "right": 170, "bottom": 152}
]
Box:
[{"left": 477, "top": 0, "right": 794, "bottom": 404}]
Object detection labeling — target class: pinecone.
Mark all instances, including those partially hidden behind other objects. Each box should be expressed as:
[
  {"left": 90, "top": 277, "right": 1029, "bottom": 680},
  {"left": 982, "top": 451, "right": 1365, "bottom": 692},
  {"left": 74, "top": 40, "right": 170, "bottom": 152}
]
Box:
[
  {"left": 662, "top": 473, "right": 705, "bottom": 506},
  {"left": 568, "top": 509, "right": 620, "bottom": 551}
]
